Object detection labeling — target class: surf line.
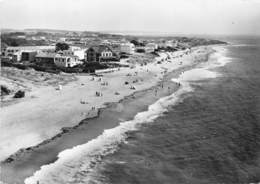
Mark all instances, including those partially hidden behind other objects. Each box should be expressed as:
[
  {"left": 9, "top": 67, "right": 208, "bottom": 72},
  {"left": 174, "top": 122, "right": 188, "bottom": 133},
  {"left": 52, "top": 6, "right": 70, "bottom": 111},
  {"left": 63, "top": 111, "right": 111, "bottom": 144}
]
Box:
[{"left": 24, "top": 76, "right": 192, "bottom": 184}]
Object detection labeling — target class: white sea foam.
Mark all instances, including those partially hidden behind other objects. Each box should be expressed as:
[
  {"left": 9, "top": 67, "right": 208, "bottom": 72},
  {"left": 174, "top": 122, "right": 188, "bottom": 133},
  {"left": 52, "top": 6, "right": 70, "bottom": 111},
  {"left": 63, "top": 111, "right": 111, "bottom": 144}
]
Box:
[
  {"left": 24, "top": 46, "right": 232, "bottom": 184},
  {"left": 178, "top": 68, "right": 219, "bottom": 82},
  {"left": 207, "top": 47, "right": 233, "bottom": 68},
  {"left": 24, "top": 79, "right": 192, "bottom": 184}
]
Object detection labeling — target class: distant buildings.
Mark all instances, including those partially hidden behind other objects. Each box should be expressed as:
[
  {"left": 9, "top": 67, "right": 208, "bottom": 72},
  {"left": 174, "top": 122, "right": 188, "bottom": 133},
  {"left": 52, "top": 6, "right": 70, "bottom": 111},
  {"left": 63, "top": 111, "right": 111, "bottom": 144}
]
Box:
[
  {"left": 59, "top": 37, "right": 67, "bottom": 42},
  {"left": 120, "top": 43, "right": 135, "bottom": 54},
  {"left": 158, "top": 40, "right": 178, "bottom": 48},
  {"left": 3, "top": 46, "right": 55, "bottom": 62},
  {"left": 85, "top": 45, "right": 118, "bottom": 62},
  {"left": 3, "top": 46, "right": 55, "bottom": 57},
  {"left": 145, "top": 43, "right": 158, "bottom": 53}
]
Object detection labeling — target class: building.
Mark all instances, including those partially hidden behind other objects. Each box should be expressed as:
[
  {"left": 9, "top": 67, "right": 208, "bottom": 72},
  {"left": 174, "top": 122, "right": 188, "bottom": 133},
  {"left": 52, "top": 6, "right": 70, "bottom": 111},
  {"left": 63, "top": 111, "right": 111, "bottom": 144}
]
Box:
[
  {"left": 54, "top": 55, "right": 82, "bottom": 68},
  {"left": 4, "top": 46, "right": 55, "bottom": 57},
  {"left": 145, "top": 43, "right": 158, "bottom": 53},
  {"left": 85, "top": 45, "right": 118, "bottom": 62},
  {"left": 21, "top": 51, "right": 37, "bottom": 62},
  {"left": 35, "top": 52, "right": 57, "bottom": 65},
  {"left": 74, "top": 49, "right": 86, "bottom": 60},
  {"left": 12, "top": 51, "right": 22, "bottom": 62},
  {"left": 59, "top": 37, "right": 67, "bottom": 42},
  {"left": 120, "top": 43, "right": 135, "bottom": 54},
  {"left": 58, "top": 47, "right": 86, "bottom": 60},
  {"left": 135, "top": 46, "right": 146, "bottom": 53}
]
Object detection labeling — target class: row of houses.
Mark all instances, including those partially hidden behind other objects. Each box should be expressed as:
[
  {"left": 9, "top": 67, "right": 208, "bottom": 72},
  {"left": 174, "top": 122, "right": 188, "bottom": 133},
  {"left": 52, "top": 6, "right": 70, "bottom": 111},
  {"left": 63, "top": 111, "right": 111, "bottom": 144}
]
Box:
[
  {"left": 1, "top": 44, "right": 120, "bottom": 67},
  {"left": 120, "top": 42, "right": 160, "bottom": 54},
  {"left": 1, "top": 40, "right": 173, "bottom": 68}
]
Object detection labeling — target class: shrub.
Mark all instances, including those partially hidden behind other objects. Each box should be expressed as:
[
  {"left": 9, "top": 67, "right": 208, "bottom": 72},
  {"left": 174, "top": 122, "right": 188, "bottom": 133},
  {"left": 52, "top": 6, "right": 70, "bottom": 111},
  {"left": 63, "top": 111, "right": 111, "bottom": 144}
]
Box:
[
  {"left": 13, "top": 90, "right": 25, "bottom": 98},
  {"left": 136, "top": 49, "right": 145, "bottom": 53},
  {"left": 1, "top": 85, "right": 11, "bottom": 96}
]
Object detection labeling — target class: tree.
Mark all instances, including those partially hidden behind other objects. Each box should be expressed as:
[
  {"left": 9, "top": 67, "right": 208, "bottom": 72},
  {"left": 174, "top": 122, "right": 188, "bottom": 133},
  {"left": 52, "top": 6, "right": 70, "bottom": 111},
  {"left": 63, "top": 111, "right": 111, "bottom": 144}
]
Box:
[
  {"left": 130, "top": 40, "right": 139, "bottom": 46},
  {"left": 55, "top": 42, "right": 70, "bottom": 52},
  {"left": 13, "top": 90, "right": 25, "bottom": 98}
]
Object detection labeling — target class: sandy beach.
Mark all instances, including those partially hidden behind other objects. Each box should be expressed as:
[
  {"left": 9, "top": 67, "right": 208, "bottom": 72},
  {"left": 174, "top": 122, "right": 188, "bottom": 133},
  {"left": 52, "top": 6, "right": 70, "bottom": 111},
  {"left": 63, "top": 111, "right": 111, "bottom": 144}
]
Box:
[
  {"left": 0, "top": 46, "right": 213, "bottom": 183},
  {"left": 0, "top": 47, "right": 212, "bottom": 161}
]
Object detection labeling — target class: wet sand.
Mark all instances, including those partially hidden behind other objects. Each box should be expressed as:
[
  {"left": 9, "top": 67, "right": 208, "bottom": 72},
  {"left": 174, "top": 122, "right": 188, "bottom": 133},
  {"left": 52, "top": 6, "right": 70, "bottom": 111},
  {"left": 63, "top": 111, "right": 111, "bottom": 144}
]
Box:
[
  {"left": 0, "top": 62, "right": 204, "bottom": 184},
  {"left": 0, "top": 47, "right": 214, "bottom": 184},
  {"left": 0, "top": 47, "right": 210, "bottom": 162}
]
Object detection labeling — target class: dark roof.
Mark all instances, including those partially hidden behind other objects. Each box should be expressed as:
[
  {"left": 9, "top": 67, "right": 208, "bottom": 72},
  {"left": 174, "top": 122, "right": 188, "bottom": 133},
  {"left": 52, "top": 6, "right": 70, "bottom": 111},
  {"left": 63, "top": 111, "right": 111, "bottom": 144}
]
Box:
[{"left": 87, "top": 45, "right": 113, "bottom": 53}]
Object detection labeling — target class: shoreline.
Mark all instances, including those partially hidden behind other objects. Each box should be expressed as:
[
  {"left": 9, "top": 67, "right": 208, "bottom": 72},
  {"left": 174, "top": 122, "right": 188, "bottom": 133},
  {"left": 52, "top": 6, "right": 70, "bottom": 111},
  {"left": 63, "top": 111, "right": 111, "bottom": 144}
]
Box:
[
  {"left": 1, "top": 64, "right": 196, "bottom": 184},
  {"left": 0, "top": 46, "right": 213, "bottom": 162},
  {"left": 0, "top": 46, "right": 216, "bottom": 184}
]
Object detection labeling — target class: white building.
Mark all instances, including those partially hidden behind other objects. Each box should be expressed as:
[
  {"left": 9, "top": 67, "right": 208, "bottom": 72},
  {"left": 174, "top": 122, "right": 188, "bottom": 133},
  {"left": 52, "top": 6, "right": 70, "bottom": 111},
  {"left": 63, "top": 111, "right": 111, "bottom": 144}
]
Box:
[
  {"left": 120, "top": 43, "right": 135, "bottom": 54},
  {"left": 74, "top": 49, "right": 86, "bottom": 60},
  {"left": 59, "top": 37, "right": 67, "bottom": 42},
  {"left": 12, "top": 51, "right": 22, "bottom": 62},
  {"left": 4, "top": 46, "right": 55, "bottom": 57},
  {"left": 101, "top": 49, "right": 113, "bottom": 57},
  {"left": 145, "top": 43, "right": 158, "bottom": 53},
  {"left": 58, "top": 47, "right": 86, "bottom": 60},
  {"left": 54, "top": 55, "right": 82, "bottom": 68}
]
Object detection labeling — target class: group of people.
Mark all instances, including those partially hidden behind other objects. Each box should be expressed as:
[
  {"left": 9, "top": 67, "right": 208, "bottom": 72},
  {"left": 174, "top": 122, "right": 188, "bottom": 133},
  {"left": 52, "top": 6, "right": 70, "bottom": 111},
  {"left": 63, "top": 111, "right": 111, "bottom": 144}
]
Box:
[
  {"left": 96, "top": 91, "right": 103, "bottom": 97},
  {"left": 101, "top": 81, "right": 109, "bottom": 86}
]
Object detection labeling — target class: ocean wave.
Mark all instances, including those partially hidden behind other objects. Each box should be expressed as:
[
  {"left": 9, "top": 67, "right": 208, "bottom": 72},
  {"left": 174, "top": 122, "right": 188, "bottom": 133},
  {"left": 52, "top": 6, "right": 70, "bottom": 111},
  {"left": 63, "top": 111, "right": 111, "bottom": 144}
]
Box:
[
  {"left": 23, "top": 46, "right": 232, "bottom": 184},
  {"left": 174, "top": 48, "right": 231, "bottom": 83},
  {"left": 24, "top": 78, "right": 192, "bottom": 184}
]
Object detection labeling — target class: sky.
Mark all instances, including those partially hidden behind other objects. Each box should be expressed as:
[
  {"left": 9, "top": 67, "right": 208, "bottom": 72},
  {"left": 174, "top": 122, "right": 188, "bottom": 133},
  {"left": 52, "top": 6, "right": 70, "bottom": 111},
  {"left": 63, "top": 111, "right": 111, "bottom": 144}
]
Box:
[{"left": 0, "top": 0, "right": 260, "bottom": 35}]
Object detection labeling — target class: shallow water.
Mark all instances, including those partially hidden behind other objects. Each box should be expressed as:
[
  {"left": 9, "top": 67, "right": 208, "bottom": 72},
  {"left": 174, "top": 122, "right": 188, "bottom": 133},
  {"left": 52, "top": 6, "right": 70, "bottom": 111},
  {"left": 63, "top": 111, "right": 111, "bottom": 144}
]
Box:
[
  {"left": 89, "top": 38, "right": 260, "bottom": 184},
  {"left": 1, "top": 64, "right": 187, "bottom": 184},
  {"left": 3, "top": 37, "right": 260, "bottom": 184}
]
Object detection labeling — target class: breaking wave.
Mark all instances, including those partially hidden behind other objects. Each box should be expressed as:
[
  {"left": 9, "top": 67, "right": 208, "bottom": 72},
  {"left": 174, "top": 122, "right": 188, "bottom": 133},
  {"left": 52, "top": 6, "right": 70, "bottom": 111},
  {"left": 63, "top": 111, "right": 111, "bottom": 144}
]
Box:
[{"left": 24, "top": 47, "right": 231, "bottom": 184}]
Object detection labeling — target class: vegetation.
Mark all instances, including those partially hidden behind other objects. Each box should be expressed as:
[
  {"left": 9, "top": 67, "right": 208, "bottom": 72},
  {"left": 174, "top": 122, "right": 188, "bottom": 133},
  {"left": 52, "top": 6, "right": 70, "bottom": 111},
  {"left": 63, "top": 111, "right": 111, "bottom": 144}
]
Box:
[
  {"left": 136, "top": 48, "right": 145, "bottom": 53},
  {"left": 13, "top": 90, "right": 25, "bottom": 98},
  {"left": 1, "top": 85, "right": 11, "bottom": 96},
  {"left": 130, "top": 40, "right": 145, "bottom": 46},
  {"left": 55, "top": 42, "right": 70, "bottom": 52}
]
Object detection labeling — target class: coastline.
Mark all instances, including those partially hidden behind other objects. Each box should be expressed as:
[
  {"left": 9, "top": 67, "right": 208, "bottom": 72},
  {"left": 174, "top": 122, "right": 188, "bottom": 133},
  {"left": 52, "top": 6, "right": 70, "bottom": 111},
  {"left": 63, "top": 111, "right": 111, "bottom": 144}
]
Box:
[{"left": 1, "top": 46, "right": 216, "bottom": 184}]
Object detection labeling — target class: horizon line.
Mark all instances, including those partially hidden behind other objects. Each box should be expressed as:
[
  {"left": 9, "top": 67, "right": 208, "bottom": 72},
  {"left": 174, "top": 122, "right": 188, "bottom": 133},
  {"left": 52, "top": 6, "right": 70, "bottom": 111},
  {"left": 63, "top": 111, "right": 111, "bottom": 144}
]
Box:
[{"left": 1, "top": 27, "right": 260, "bottom": 37}]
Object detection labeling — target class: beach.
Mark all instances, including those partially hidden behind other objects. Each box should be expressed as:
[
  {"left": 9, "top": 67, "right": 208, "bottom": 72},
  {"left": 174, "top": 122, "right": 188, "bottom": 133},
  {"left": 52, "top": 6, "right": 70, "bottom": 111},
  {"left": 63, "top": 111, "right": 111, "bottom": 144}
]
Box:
[{"left": 1, "top": 46, "right": 213, "bottom": 184}]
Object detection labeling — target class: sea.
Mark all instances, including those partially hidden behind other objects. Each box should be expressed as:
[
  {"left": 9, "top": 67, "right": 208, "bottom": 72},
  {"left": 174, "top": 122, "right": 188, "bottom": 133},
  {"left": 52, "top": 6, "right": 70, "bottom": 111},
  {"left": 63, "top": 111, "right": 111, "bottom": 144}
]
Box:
[{"left": 19, "top": 36, "right": 260, "bottom": 184}]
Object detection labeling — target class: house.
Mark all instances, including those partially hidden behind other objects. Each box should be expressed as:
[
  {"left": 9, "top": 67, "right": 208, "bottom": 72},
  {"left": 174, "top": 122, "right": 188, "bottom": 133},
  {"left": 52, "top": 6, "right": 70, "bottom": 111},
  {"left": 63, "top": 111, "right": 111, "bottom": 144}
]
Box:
[
  {"left": 12, "top": 51, "right": 22, "bottom": 62},
  {"left": 120, "top": 43, "right": 135, "bottom": 54},
  {"left": 145, "top": 43, "right": 158, "bottom": 53},
  {"left": 58, "top": 47, "right": 86, "bottom": 60},
  {"left": 21, "top": 51, "right": 37, "bottom": 62},
  {"left": 85, "top": 45, "right": 118, "bottom": 62},
  {"left": 158, "top": 41, "right": 167, "bottom": 48},
  {"left": 6, "top": 50, "right": 37, "bottom": 62},
  {"left": 135, "top": 46, "right": 146, "bottom": 53},
  {"left": 35, "top": 52, "right": 57, "bottom": 65},
  {"left": 4, "top": 46, "right": 55, "bottom": 57},
  {"left": 73, "top": 49, "right": 86, "bottom": 60},
  {"left": 54, "top": 55, "right": 82, "bottom": 68}
]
